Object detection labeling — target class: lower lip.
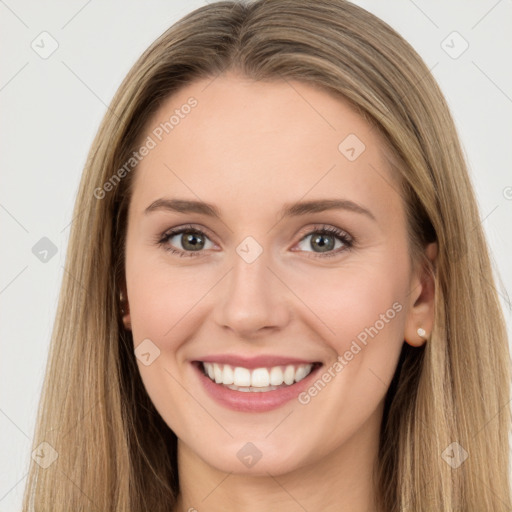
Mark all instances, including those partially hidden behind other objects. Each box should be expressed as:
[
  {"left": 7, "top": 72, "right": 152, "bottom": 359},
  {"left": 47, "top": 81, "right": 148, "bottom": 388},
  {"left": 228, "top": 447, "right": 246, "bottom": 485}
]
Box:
[{"left": 192, "top": 362, "right": 322, "bottom": 413}]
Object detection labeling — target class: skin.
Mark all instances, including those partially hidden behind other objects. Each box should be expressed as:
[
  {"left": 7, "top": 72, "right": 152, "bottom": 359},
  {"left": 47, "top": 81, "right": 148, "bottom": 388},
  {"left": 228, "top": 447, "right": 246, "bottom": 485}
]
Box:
[{"left": 122, "top": 73, "right": 437, "bottom": 512}]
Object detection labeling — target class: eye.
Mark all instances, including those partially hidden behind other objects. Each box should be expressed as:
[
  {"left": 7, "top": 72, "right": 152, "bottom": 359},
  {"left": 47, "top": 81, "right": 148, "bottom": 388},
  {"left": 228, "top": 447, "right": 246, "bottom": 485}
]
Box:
[
  {"left": 157, "top": 224, "right": 215, "bottom": 257},
  {"left": 156, "top": 223, "right": 353, "bottom": 258},
  {"left": 294, "top": 225, "right": 353, "bottom": 258}
]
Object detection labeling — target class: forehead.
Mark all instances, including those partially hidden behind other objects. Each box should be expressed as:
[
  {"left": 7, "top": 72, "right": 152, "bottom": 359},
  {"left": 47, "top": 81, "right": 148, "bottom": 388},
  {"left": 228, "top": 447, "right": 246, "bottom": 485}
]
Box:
[{"left": 129, "top": 73, "right": 402, "bottom": 222}]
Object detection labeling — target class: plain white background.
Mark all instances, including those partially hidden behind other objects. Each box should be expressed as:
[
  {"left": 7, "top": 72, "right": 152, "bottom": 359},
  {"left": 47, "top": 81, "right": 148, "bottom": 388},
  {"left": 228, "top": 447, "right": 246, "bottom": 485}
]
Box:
[{"left": 1, "top": 1, "right": 511, "bottom": 510}]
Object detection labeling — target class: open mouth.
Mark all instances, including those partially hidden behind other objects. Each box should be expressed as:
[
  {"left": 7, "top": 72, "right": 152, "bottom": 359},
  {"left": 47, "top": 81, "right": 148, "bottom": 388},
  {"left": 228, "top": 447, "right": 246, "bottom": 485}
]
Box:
[{"left": 194, "top": 361, "right": 323, "bottom": 393}]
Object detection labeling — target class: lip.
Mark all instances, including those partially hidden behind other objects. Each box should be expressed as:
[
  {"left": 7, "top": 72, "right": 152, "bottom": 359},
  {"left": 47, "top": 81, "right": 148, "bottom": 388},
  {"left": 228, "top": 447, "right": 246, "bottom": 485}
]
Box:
[
  {"left": 196, "top": 354, "right": 319, "bottom": 369},
  {"left": 192, "top": 361, "right": 323, "bottom": 413}
]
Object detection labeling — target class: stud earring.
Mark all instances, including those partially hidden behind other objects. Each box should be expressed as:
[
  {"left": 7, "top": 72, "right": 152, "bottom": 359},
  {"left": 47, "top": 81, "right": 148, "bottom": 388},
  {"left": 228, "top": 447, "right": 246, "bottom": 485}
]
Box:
[{"left": 417, "top": 327, "right": 427, "bottom": 339}]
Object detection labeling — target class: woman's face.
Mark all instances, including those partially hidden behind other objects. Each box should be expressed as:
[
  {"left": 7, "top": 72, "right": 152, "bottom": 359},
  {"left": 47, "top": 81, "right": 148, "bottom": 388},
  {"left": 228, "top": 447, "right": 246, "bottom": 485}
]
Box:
[{"left": 123, "top": 73, "right": 432, "bottom": 476}]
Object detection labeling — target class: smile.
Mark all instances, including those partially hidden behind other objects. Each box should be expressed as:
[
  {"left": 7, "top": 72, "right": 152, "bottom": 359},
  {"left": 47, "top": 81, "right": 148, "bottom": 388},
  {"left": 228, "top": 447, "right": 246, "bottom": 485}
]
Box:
[
  {"left": 201, "top": 361, "right": 318, "bottom": 392},
  {"left": 192, "top": 359, "right": 323, "bottom": 412}
]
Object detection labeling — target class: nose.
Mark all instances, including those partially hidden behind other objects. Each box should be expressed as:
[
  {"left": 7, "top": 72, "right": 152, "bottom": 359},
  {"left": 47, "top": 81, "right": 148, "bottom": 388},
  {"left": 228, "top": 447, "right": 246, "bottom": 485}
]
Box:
[{"left": 212, "top": 248, "right": 291, "bottom": 338}]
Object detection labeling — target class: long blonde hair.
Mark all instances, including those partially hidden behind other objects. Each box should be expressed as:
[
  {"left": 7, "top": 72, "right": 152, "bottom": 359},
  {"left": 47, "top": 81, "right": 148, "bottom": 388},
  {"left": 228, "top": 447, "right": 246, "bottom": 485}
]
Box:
[{"left": 22, "top": 1, "right": 511, "bottom": 510}]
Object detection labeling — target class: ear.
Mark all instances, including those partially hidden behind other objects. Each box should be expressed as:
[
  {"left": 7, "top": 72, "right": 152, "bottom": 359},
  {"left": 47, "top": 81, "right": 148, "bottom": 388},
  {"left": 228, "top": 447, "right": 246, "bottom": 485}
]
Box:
[
  {"left": 119, "top": 280, "right": 132, "bottom": 331},
  {"left": 404, "top": 242, "right": 437, "bottom": 347}
]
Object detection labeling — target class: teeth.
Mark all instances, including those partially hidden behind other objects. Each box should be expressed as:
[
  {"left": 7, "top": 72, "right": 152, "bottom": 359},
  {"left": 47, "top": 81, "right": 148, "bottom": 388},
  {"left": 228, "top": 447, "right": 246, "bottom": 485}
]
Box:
[
  {"left": 222, "top": 364, "right": 234, "bottom": 385},
  {"left": 251, "top": 368, "right": 269, "bottom": 387},
  {"left": 295, "top": 365, "right": 310, "bottom": 382},
  {"left": 225, "top": 383, "right": 282, "bottom": 392},
  {"left": 213, "top": 363, "right": 223, "bottom": 384},
  {"left": 284, "top": 365, "right": 295, "bottom": 385},
  {"left": 270, "top": 366, "right": 284, "bottom": 386},
  {"left": 233, "top": 367, "right": 251, "bottom": 386},
  {"left": 202, "top": 362, "right": 315, "bottom": 390}
]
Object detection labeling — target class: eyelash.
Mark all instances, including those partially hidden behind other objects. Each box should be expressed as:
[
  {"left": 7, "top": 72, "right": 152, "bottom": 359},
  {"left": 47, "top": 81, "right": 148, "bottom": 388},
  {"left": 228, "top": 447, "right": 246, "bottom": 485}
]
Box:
[{"left": 156, "top": 223, "right": 354, "bottom": 259}]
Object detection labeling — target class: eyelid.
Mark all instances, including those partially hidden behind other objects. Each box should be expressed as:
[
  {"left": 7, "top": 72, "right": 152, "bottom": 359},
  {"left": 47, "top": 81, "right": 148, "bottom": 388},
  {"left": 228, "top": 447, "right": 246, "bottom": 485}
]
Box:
[
  {"left": 159, "top": 223, "right": 217, "bottom": 243},
  {"left": 294, "top": 223, "right": 353, "bottom": 244}
]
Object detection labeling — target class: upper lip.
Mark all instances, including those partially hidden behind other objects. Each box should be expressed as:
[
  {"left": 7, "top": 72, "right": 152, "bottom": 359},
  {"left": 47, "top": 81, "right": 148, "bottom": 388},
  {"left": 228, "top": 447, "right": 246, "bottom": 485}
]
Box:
[{"left": 194, "top": 354, "right": 321, "bottom": 369}]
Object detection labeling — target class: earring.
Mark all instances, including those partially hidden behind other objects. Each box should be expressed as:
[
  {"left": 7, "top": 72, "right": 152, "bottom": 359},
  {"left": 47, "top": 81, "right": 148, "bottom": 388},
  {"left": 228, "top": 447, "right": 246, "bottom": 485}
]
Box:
[{"left": 417, "top": 327, "right": 427, "bottom": 339}]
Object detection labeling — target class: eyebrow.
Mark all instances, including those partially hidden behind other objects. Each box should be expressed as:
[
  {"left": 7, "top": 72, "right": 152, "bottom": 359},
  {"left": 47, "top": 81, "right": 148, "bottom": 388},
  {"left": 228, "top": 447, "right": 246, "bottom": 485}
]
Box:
[{"left": 144, "top": 198, "right": 376, "bottom": 221}]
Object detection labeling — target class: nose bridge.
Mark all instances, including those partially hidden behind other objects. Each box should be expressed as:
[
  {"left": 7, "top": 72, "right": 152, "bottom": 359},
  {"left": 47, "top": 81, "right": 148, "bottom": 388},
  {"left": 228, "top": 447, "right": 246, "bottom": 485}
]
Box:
[
  {"left": 213, "top": 243, "right": 290, "bottom": 335},
  {"left": 231, "top": 247, "right": 271, "bottom": 297}
]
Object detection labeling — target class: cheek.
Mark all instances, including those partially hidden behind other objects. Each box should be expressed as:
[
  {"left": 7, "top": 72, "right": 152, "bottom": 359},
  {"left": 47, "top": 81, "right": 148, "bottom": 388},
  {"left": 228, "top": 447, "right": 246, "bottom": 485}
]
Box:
[
  {"left": 125, "top": 246, "right": 210, "bottom": 344},
  {"left": 281, "top": 260, "right": 408, "bottom": 452},
  {"left": 291, "top": 260, "right": 407, "bottom": 350},
  {"left": 124, "top": 250, "right": 211, "bottom": 430},
  {"left": 280, "top": 255, "right": 410, "bottom": 415}
]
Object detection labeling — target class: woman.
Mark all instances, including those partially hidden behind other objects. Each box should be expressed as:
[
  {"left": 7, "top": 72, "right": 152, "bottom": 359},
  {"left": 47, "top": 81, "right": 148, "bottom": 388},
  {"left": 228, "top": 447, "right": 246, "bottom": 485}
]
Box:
[{"left": 22, "top": 0, "right": 512, "bottom": 510}]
